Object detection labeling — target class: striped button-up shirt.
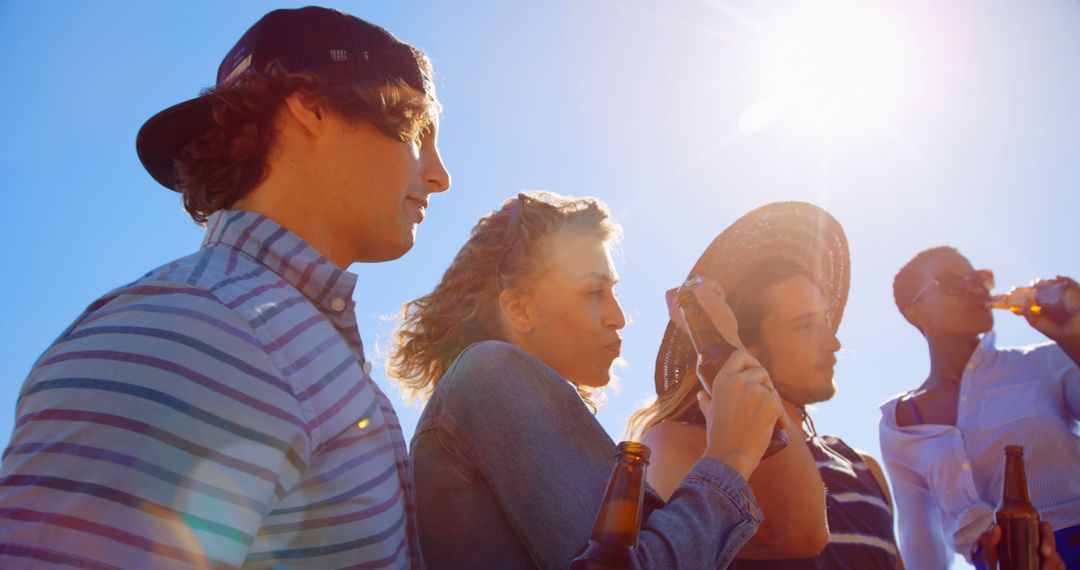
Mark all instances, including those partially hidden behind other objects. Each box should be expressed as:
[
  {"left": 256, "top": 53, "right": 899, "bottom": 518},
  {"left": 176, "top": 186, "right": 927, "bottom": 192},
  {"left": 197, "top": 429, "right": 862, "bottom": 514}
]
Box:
[
  {"left": 0, "top": 210, "right": 422, "bottom": 568},
  {"left": 880, "top": 332, "right": 1080, "bottom": 569}
]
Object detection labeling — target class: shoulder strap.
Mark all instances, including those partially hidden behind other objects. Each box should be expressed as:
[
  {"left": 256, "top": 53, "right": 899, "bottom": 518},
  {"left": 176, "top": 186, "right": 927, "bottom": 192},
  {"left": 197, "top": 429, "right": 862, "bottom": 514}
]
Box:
[{"left": 906, "top": 397, "right": 925, "bottom": 425}]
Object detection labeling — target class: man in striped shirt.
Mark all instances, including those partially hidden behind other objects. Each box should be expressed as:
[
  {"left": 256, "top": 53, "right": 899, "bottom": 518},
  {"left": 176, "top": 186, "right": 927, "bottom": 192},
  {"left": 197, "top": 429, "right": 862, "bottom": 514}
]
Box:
[{"left": 0, "top": 7, "right": 450, "bottom": 568}]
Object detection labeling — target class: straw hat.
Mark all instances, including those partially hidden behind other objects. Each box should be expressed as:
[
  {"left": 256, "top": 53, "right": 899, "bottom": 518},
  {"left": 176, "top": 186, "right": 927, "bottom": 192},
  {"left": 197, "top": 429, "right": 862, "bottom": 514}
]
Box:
[{"left": 654, "top": 201, "right": 850, "bottom": 397}]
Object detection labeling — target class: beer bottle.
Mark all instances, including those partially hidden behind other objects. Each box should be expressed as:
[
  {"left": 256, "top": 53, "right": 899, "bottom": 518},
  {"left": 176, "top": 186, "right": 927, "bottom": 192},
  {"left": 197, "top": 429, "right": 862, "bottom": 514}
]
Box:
[
  {"left": 677, "top": 289, "right": 787, "bottom": 458},
  {"left": 988, "top": 279, "right": 1080, "bottom": 325},
  {"left": 996, "top": 445, "right": 1040, "bottom": 570},
  {"left": 569, "top": 441, "right": 650, "bottom": 570}
]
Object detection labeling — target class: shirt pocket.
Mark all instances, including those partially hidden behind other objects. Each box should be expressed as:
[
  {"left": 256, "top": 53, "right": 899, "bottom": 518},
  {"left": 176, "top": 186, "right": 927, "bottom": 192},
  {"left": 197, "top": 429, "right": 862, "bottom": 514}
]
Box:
[{"left": 977, "top": 382, "right": 1040, "bottom": 429}]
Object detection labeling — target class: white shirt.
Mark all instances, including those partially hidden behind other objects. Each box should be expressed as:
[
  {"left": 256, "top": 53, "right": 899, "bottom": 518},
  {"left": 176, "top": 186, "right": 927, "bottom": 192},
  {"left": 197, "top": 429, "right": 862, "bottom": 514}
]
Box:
[{"left": 879, "top": 332, "right": 1080, "bottom": 570}]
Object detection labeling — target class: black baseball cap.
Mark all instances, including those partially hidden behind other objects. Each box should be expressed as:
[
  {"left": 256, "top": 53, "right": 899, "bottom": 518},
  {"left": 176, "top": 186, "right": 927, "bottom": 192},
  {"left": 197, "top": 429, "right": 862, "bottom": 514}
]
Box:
[{"left": 136, "top": 6, "right": 432, "bottom": 191}]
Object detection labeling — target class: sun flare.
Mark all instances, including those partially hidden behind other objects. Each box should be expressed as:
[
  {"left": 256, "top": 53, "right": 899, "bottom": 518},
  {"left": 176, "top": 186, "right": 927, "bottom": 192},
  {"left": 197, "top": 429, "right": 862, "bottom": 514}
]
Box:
[{"left": 740, "top": 3, "right": 916, "bottom": 136}]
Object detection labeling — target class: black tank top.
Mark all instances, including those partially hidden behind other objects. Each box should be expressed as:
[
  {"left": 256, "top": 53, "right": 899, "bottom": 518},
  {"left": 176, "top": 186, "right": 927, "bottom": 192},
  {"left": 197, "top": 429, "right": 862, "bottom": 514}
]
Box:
[{"left": 730, "top": 435, "right": 898, "bottom": 570}]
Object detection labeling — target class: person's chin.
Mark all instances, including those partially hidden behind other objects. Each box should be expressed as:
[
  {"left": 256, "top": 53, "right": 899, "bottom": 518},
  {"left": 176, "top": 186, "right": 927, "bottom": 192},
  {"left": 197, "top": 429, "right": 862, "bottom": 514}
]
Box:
[
  {"left": 821, "top": 384, "right": 837, "bottom": 402},
  {"left": 383, "top": 231, "right": 416, "bottom": 261},
  {"left": 963, "top": 304, "right": 993, "bottom": 329},
  {"left": 360, "top": 241, "right": 412, "bottom": 263},
  {"left": 805, "top": 379, "right": 837, "bottom": 404},
  {"left": 578, "top": 370, "right": 612, "bottom": 389},
  {"left": 954, "top": 318, "right": 993, "bottom": 337}
]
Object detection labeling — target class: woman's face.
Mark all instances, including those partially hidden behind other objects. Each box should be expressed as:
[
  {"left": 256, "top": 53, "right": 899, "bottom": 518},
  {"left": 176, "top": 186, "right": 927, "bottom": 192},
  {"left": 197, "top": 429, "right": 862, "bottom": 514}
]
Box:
[
  {"left": 909, "top": 251, "right": 994, "bottom": 337},
  {"left": 510, "top": 230, "right": 625, "bottom": 387}
]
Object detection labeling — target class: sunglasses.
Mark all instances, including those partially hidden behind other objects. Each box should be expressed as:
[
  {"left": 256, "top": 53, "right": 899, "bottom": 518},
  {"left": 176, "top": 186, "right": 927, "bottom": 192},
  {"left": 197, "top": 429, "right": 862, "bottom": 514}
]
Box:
[{"left": 909, "top": 269, "right": 995, "bottom": 306}]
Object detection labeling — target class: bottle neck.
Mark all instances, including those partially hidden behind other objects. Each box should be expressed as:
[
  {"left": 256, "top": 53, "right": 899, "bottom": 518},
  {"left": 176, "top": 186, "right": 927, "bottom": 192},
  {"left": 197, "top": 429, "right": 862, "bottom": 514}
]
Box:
[
  {"left": 678, "top": 295, "right": 727, "bottom": 354},
  {"left": 993, "top": 281, "right": 1080, "bottom": 315},
  {"left": 679, "top": 295, "right": 740, "bottom": 394},
  {"left": 1001, "top": 453, "right": 1032, "bottom": 505},
  {"left": 590, "top": 454, "right": 648, "bottom": 547}
]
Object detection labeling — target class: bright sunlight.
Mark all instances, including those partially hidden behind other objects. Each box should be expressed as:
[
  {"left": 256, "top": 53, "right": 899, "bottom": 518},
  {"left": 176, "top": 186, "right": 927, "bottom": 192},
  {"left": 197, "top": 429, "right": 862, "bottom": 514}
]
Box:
[{"left": 739, "top": 2, "right": 917, "bottom": 136}]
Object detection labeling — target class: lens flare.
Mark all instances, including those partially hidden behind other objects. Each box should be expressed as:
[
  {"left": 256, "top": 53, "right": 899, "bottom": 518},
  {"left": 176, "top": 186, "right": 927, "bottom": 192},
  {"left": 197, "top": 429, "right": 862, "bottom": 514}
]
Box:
[{"left": 740, "top": 2, "right": 916, "bottom": 135}]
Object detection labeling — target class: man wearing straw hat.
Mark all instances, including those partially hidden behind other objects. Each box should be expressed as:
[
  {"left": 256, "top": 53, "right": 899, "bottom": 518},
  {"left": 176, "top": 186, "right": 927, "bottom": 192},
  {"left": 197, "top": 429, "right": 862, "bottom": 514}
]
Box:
[
  {"left": 0, "top": 7, "right": 449, "bottom": 568},
  {"left": 630, "top": 201, "right": 901, "bottom": 569}
]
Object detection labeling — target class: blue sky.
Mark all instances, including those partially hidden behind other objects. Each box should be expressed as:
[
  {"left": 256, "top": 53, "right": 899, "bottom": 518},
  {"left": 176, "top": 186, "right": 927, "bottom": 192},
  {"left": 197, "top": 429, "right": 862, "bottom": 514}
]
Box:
[{"left": 2, "top": 2, "right": 1078, "bottom": 566}]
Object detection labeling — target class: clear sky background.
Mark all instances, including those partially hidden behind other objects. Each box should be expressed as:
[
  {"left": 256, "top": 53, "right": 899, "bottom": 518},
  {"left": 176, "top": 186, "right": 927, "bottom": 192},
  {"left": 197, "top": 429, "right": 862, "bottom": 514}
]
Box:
[{"left": 2, "top": 2, "right": 1078, "bottom": 567}]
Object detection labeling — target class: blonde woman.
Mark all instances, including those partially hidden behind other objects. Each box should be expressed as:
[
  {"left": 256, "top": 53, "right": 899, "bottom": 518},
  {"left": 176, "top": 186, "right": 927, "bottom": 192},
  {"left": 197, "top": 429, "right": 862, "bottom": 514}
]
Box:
[{"left": 390, "top": 191, "right": 785, "bottom": 569}]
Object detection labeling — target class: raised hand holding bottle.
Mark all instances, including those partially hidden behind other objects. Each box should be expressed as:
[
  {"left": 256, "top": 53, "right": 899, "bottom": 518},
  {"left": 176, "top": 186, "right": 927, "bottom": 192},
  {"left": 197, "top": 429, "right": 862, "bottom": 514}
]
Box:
[
  {"left": 674, "top": 277, "right": 787, "bottom": 459},
  {"left": 988, "top": 277, "right": 1080, "bottom": 326}
]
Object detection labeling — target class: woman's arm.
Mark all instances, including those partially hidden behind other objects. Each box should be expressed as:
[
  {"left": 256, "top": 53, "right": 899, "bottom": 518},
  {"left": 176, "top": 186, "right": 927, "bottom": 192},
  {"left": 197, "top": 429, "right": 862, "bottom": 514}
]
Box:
[
  {"left": 878, "top": 437, "right": 950, "bottom": 570},
  {"left": 888, "top": 465, "right": 948, "bottom": 569},
  {"left": 643, "top": 410, "right": 828, "bottom": 560},
  {"left": 1045, "top": 343, "right": 1080, "bottom": 421},
  {"left": 439, "top": 341, "right": 762, "bottom": 570}
]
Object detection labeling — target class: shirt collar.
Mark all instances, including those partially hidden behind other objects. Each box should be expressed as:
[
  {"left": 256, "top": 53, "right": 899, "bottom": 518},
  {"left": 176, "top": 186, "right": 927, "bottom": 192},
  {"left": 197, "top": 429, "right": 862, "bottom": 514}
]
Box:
[
  {"left": 201, "top": 210, "right": 358, "bottom": 315},
  {"left": 968, "top": 331, "right": 997, "bottom": 369}
]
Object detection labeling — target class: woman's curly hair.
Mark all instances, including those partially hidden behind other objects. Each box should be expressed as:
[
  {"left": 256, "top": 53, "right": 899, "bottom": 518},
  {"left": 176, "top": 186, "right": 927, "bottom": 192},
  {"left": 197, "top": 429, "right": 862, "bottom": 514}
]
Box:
[
  {"left": 389, "top": 191, "right": 622, "bottom": 409},
  {"left": 175, "top": 54, "right": 439, "bottom": 225}
]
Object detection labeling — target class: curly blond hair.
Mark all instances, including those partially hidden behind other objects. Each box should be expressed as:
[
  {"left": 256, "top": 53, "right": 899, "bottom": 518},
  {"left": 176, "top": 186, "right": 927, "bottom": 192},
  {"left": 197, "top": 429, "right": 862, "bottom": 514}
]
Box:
[{"left": 389, "top": 191, "right": 621, "bottom": 408}]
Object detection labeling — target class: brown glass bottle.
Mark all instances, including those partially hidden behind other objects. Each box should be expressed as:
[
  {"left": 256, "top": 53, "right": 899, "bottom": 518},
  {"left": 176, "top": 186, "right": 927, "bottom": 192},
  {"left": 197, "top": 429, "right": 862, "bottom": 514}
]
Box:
[
  {"left": 989, "top": 279, "right": 1080, "bottom": 325},
  {"left": 996, "top": 445, "right": 1040, "bottom": 570},
  {"left": 569, "top": 441, "right": 650, "bottom": 570},
  {"left": 677, "top": 290, "right": 787, "bottom": 459}
]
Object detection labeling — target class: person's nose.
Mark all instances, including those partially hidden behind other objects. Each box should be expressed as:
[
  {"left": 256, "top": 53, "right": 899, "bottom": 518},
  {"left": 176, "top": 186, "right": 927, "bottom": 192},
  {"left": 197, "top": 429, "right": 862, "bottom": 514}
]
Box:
[
  {"left": 422, "top": 138, "right": 450, "bottom": 194},
  {"left": 825, "top": 330, "right": 841, "bottom": 353},
  {"left": 605, "top": 294, "right": 627, "bottom": 331}
]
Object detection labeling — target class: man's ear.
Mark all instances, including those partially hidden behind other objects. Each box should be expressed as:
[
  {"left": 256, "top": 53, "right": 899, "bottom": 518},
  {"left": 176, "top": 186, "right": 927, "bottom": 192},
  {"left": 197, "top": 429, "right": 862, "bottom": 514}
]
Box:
[
  {"left": 282, "top": 92, "right": 324, "bottom": 136},
  {"left": 499, "top": 288, "right": 535, "bottom": 335}
]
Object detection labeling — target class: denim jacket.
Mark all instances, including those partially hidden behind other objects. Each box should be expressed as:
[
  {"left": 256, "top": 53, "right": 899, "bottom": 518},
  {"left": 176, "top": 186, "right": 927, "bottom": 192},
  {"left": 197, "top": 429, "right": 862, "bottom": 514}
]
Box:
[{"left": 411, "top": 341, "right": 763, "bottom": 569}]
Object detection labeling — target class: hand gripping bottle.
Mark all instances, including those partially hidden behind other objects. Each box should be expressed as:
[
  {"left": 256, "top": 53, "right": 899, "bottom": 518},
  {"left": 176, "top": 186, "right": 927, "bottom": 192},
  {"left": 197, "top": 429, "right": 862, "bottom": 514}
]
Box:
[
  {"left": 989, "top": 279, "right": 1080, "bottom": 325},
  {"left": 676, "top": 289, "right": 787, "bottom": 459}
]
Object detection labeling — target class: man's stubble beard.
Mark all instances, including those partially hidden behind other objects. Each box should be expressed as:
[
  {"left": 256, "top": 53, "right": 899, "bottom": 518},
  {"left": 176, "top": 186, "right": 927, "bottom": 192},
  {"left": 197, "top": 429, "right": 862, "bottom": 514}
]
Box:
[{"left": 759, "top": 349, "right": 836, "bottom": 407}]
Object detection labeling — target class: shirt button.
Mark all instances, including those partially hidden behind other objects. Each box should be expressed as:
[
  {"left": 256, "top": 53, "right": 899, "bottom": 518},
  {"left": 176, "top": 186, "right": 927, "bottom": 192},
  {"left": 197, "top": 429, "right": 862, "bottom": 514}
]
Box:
[
  {"left": 330, "top": 298, "right": 347, "bottom": 312},
  {"left": 961, "top": 395, "right": 967, "bottom": 402},
  {"left": 962, "top": 462, "right": 971, "bottom": 470},
  {"left": 966, "top": 363, "right": 974, "bottom": 371},
  {"left": 362, "top": 361, "right": 373, "bottom": 375}
]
